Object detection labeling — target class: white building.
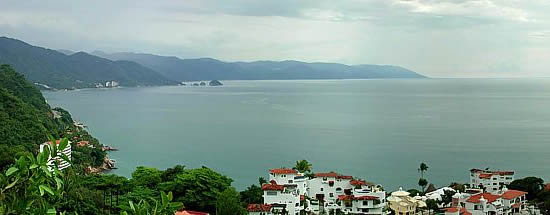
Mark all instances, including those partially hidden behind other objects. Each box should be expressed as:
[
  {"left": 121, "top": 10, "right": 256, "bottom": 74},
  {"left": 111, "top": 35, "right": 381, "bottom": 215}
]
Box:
[
  {"left": 249, "top": 169, "right": 385, "bottom": 215},
  {"left": 469, "top": 169, "right": 514, "bottom": 194},
  {"left": 39, "top": 140, "right": 72, "bottom": 171},
  {"left": 247, "top": 204, "right": 274, "bottom": 215},
  {"left": 261, "top": 182, "right": 302, "bottom": 215},
  {"left": 445, "top": 187, "right": 528, "bottom": 215}
]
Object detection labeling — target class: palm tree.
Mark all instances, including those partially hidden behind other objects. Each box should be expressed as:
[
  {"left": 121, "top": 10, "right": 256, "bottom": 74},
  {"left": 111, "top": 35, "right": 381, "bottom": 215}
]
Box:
[
  {"left": 294, "top": 160, "right": 312, "bottom": 173},
  {"left": 418, "top": 162, "right": 428, "bottom": 178},
  {"left": 418, "top": 162, "right": 429, "bottom": 193},
  {"left": 259, "top": 177, "right": 267, "bottom": 185}
]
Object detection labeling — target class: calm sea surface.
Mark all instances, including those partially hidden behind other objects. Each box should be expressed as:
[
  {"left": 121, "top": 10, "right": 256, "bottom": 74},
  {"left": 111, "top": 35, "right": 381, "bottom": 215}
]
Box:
[{"left": 43, "top": 79, "right": 550, "bottom": 191}]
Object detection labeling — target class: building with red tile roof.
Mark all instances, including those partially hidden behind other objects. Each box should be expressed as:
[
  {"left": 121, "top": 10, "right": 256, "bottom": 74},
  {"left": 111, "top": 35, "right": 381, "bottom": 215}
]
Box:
[
  {"left": 501, "top": 190, "right": 527, "bottom": 200},
  {"left": 544, "top": 183, "right": 550, "bottom": 191},
  {"left": 246, "top": 204, "right": 272, "bottom": 212},
  {"left": 262, "top": 167, "right": 385, "bottom": 215},
  {"left": 314, "top": 172, "right": 339, "bottom": 178},
  {"left": 466, "top": 193, "right": 500, "bottom": 203},
  {"left": 269, "top": 168, "right": 297, "bottom": 174},
  {"left": 261, "top": 183, "right": 285, "bottom": 191},
  {"left": 469, "top": 168, "right": 515, "bottom": 194},
  {"left": 444, "top": 207, "right": 472, "bottom": 215}
]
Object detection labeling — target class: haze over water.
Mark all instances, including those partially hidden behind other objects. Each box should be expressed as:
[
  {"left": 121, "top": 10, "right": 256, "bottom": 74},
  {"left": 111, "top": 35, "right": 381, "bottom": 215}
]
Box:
[{"left": 44, "top": 79, "right": 550, "bottom": 190}]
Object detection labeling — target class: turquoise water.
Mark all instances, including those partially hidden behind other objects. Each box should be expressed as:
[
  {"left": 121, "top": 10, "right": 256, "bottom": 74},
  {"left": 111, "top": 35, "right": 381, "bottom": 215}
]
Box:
[{"left": 43, "top": 79, "right": 550, "bottom": 191}]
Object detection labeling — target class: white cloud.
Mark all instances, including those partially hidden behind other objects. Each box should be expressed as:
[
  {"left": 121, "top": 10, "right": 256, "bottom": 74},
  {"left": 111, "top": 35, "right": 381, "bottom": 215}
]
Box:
[{"left": 393, "top": 0, "right": 530, "bottom": 22}]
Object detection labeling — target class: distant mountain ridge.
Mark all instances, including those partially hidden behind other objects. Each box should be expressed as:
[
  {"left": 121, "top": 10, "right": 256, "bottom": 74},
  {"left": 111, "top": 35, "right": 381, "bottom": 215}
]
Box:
[
  {"left": 92, "top": 52, "right": 426, "bottom": 82},
  {"left": 0, "top": 37, "right": 176, "bottom": 89},
  {"left": 0, "top": 36, "right": 425, "bottom": 89}
]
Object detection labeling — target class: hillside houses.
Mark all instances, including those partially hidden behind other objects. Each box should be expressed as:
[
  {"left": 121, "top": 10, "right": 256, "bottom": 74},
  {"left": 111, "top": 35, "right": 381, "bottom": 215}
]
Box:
[
  {"left": 248, "top": 167, "right": 537, "bottom": 215},
  {"left": 248, "top": 168, "right": 385, "bottom": 215}
]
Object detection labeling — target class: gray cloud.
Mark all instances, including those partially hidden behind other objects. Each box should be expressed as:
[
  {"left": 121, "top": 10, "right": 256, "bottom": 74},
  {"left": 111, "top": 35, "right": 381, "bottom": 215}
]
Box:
[{"left": 0, "top": 0, "right": 549, "bottom": 77}]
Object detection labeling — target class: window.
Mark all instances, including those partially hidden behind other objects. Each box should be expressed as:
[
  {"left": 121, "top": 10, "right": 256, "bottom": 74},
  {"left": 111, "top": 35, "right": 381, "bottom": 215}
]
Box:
[
  {"left": 363, "top": 201, "right": 368, "bottom": 206},
  {"left": 329, "top": 193, "right": 334, "bottom": 197},
  {"left": 323, "top": 177, "right": 327, "bottom": 181},
  {"left": 336, "top": 187, "right": 342, "bottom": 192},
  {"left": 288, "top": 180, "right": 293, "bottom": 183},
  {"left": 267, "top": 191, "right": 278, "bottom": 196},
  {"left": 320, "top": 188, "right": 324, "bottom": 191},
  {"left": 282, "top": 175, "right": 286, "bottom": 177}
]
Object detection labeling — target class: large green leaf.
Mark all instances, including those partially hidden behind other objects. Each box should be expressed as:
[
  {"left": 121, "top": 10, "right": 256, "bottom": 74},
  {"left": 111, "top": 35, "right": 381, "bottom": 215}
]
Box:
[
  {"left": 5, "top": 167, "right": 18, "bottom": 176},
  {"left": 39, "top": 185, "right": 55, "bottom": 196},
  {"left": 58, "top": 138, "right": 69, "bottom": 151}
]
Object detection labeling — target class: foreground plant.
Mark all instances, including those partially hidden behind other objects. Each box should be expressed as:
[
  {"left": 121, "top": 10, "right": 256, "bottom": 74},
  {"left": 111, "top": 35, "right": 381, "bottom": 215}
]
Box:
[
  {"left": 121, "top": 191, "right": 183, "bottom": 215},
  {"left": 0, "top": 137, "right": 70, "bottom": 214}
]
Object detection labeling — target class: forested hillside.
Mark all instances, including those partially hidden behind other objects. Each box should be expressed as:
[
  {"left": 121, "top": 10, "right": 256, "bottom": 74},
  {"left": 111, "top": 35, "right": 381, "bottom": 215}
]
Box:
[{"left": 0, "top": 37, "right": 176, "bottom": 89}]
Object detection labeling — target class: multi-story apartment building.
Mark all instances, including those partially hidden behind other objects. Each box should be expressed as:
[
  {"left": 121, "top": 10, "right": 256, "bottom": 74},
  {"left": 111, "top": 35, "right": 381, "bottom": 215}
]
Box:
[{"left": 469, "top": 169, "right": 514, "bottom": 194}]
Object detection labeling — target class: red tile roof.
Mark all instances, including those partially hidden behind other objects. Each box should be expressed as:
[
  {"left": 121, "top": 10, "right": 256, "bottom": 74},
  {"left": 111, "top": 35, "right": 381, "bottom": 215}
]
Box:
[
  {"left": 300, "top": 195, "right": 305, "bottom": 201},
  {"left": 495, "top": 171, "right": 514, "bottom": 176},
  {"left": 445, "top": 207, "right": 460, "bottom": 213},
  {"left": 315, "top": 172, "right": 339, "bottom": 178},
  {"left": 262, "top": 183, "right": 284, "bottom": 191},
  {"left": 472, "top": 169, "right": 514, "bottom": 179},
  {"left": 512, "top": 203, "right": 522, "bottom": 208},
  {"left": 466, "top": 193, "right": 500, "bottom": 203},
  {"left": 445, "top": 207, "right": 471, "bottom": 215},
  {"left": 544, "top": 183, "right": 550, "bottom": 191},
  {"left": 479, "top": 173, "right": 492, "bottom": 179},
  {"left": 247, "top": 204, "right": 272, "bottom": 212},
  {"left": 501, "top": 190, "right": 527, "bottom": 200},
  {"left": 270, "top": 168, "right": 297, "bottom": 174},
  {"left": 350, "top": 179, "right": 373, "bottom": 186},
  {"left": 337, "top": 195, "right": 378, "bottom": 201},
  {"left": 77, "top": 141, "right": 89, "bottom": 146},
  {"left": 354, "top": 195, "right": 379, "bottom": 200},
  {"left": 337, "top": 175, "right": 353, "bottom": 180}
]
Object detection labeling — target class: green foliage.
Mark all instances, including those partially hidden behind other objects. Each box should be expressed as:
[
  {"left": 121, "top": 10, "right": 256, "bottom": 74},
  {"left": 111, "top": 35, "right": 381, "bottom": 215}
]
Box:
[
  {"left": 161, "top": 165, "right": 185, "bottom": 182},
  {"left": 0, "top": 65, "right": 76, "bottom": 170},
  {"left": 508, "top": 177, "right": 545, "bottom": 200},
  {"left": 439, "top": 190, "right": 456, "bottom": 207},
  {"left": 294, "top": 160, "right": 313, "bottom": 173},
  {"left": 258, "top": 177, "right": 267, "bottom": 185},
  {"left": 417, "top": 162, "right": 429, "bottom": 192},
  {"left": 449, "top": 182, "right": 465, "bottom": 193},
  {"left": 216, "top": 187, "right": 246, "bottom": 215},
  {"left": 168, "top": 167, "right": 233, "bottom": 212},
  {"left": 132, "top": 166, "right": 163, "bottom": 188},
  {"left": 418, "top": 178, "right": 428, "bottom": 193},
  {"left": 240, "top": 184, "right": 263, "bottom": 206},
  {"left": 407, "top": 189, "right": 421, "bottom": 197},
  {"left": 121, "top": 191, "right": 183, "bottom": 215},
  {"left": 0, "top": 38, "right": 176, "bottom": 89},
  {"left": 0, "top": 137, "right": 71, "bottom": 214},
  {"left": 425, "top": 199, "right": 439, "bottom": 213}
]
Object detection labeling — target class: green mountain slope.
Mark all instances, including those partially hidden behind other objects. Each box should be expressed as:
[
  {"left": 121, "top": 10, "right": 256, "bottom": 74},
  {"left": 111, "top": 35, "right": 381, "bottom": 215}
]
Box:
[
  {"left": 0, "top": 37, "right": 176, "bottom": 89},
  {"left": 0, "top": 64, "right": 63, "bottom": 168}
]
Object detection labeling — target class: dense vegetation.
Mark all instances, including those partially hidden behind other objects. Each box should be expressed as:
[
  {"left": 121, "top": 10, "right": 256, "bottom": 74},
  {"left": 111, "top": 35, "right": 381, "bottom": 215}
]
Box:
[
  {"left": 0, "top": 65, "right": 250, "bottom": 214},
  {"left": 0, "top": 37, "right": 176, "bottom": 89},
  {"left": 93, "top": 51, "right": 426, "bottom": 82}
]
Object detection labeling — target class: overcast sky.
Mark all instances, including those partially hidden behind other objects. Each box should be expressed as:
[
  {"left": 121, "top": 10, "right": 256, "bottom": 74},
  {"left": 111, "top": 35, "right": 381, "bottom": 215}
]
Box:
[{"left": 1, "top": 0, "right": 549, "bottom": 77}]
